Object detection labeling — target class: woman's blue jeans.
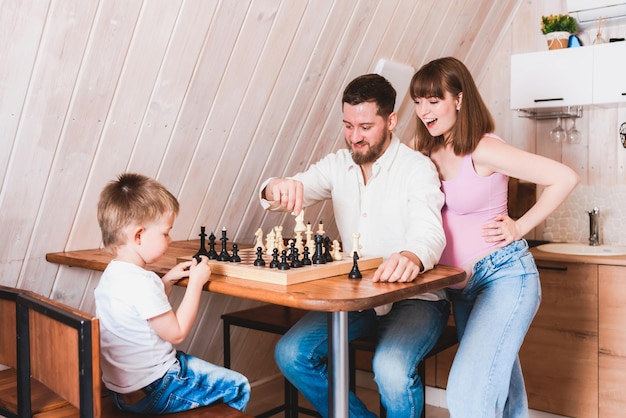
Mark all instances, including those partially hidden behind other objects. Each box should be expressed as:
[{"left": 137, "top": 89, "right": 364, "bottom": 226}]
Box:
[
  {"left": 446, "top": 240, "right": 541, "bottom": 418},
  {"left": 274, "top": 298, "right": 450, "bottom": 418},
  {"left": 110, "top": 351, "right": 250, "bottom": 414}
]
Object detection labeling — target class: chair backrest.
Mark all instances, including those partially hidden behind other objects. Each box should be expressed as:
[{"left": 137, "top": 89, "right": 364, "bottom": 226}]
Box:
[
  {"left": 0, "top": 285, "right": 20, "bottom": 418},
  {"left": 16, "top": 292, "right": 101, "bottom": 418},
  {"left": 0, "top": 285, "right": 20, "bottom": 369}
]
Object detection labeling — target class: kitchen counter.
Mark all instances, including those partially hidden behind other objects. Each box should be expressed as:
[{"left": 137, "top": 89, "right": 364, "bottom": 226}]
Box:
[{"left": 531, "top": 246, "right": 626, "bottom": 266}]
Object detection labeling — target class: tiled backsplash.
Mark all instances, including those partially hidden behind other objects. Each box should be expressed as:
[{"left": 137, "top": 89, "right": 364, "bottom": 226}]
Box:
[{"left": 541, "top": 184, "right": 626, "bottom": 246}]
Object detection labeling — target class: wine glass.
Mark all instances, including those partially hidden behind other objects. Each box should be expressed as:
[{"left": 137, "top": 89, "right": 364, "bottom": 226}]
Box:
[
  {"left": 550, "top": 117, "right": 566, "bottom": 143},
  {"left": 567, "top": 118, "right": 582, "bottom": 144}
]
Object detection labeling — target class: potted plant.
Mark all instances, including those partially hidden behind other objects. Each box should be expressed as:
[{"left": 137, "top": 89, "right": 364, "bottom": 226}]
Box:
[{"left": 541, "top": 14, "right": 578, "bottom": 50}]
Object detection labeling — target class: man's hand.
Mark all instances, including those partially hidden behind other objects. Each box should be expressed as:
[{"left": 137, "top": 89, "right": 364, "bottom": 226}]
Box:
[
  {"left": 372, "top": 252, "right": 423, "bottom": 283},
  {"left": 264, "top": 178, "right": 304, "bottom": 216}
]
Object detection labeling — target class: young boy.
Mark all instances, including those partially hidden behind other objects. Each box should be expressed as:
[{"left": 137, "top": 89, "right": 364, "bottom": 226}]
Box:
[{"left": 95, "top": 173, "right": 250, "bottom": 414}]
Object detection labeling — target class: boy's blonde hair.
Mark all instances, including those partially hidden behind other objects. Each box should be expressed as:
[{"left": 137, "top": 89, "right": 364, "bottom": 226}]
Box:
[{"left": 98, "top": 173, "right": 179, "bottom": 249}]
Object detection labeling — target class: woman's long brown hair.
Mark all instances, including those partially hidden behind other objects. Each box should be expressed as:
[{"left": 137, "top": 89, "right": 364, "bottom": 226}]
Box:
[{"left": 410, "top": 57, "right": 494, "bottom": 155}]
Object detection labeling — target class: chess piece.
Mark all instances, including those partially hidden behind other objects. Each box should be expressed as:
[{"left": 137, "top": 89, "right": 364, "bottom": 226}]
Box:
[
  {"left": 275, "top": 226, "right": 285, "bottom": 253},
  {"left": 217, "top": 228, "right": 231, "bottom": 261},
  {"left": 290, "top": 248, "right": 302, "bottom": 268},
  {"left": 193, "top": 225, "right": 210, "bottom": 262},
  {"left": 278, "top": 250, "right": 290, "bottom": 270},
  {"left": 254, "top": 228, "right": 265, "bottom": 253},
  {"left": 351, "top": 232, "right": 361, "bottom": 258},
  {"left": 302, "top": 246, "right": 312, "bottom": 265},
  {"left": 253, "top": 247, "right": 266, "bottom": 267},
  {"left": 331, "top": 240, "right": 342, "bottom": 261},
  {"left": 348, "top": 251, "right": 362, "bottom": 279},
  {"left": 323, "top": 236, "right": 333, "bottom": 262},
  {"left": 305, "top": 222, "right": 313, "bottom": 246},
  {"left": 265, "top": 229, "right": 276, "bottom": 256},
  {"left": 312, "top": 234, "right": 325, "bottom": 264},
  {"left": 317, "top": 220, "right": 325, "bottom": 235},
  {"left": 269, "top": 248, "right": 280, "bottom": 268},
  {"left": 207, "top": 232, "right": 218, "bottom": 260},
  {"left": 294, "top": 211, "right": 306, "bottom": 253},
  {"left": 230, "top": 243, "right": 241, "bottom": 263}
]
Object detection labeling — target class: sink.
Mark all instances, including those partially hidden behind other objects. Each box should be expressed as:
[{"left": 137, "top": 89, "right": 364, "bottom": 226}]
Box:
[{"left": 536, "top": 243, "right": 626, "bottom": 256}]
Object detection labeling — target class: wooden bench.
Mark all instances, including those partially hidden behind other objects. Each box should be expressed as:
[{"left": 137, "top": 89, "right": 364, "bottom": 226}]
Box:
[
  {"left": 222, "top": 304, "right": 459, "bottom": 418},
  {"left": 10, "top": 290, "right": 252, "bottom": 418}
]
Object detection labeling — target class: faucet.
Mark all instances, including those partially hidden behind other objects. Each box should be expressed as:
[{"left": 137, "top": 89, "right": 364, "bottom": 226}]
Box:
[{"left": 587, "top": 207, "right": 600, "bottom": 246}]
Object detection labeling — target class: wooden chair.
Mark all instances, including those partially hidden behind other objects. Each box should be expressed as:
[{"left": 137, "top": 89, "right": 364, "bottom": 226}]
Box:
[
  {"left": 0, "top": 286, "right": 68, "bottom": 418},
  {"left": 14, "top": 291, "right": 253, "bottom": 418},
  {"left": 222, "top": 304, "right": 459, "bottom": 418}
]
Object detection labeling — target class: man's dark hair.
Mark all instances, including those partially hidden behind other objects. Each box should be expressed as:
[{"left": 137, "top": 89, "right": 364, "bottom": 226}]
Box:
[{"left": 342, "top": 74, "right": 396, "bottom": 119}]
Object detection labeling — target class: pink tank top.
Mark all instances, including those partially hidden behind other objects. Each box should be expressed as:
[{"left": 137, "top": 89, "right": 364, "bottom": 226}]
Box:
[{"left": 439, "top": 149, "right": 508, "bottom": 269}]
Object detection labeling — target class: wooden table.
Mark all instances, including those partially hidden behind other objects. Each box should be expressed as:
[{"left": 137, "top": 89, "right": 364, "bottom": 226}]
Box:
[{"left": 47, "top": 240, "right": 465, "bottom": 418}]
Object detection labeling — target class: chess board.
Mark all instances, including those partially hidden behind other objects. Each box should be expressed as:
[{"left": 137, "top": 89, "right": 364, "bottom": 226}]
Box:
[{"left": 178, "top": 248, "right": 383, "bottom": 285}]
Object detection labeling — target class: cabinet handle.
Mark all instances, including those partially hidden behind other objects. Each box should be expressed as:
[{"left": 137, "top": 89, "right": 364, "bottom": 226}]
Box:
[
  {"left": 621, "top": 93, "right": 626, "bottom": 96},
  {"left": 537, "top": 265, "right": 568, "bottom": 271},
  {"left": 534, "top": 98, "right": 564, "bottom": 103}
]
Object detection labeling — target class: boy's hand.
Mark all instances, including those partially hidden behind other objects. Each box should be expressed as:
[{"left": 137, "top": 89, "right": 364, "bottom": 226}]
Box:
[
  {"left": 188, "top": 255, "right": 211, "bottom": 287},
  {"left": 161, "top": 257, "right": 210, "bottom": 294}
]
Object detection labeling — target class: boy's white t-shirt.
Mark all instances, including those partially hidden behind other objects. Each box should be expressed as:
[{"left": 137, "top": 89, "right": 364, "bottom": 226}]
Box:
[{"left": 95, "top": 260, "right": 177, "bottom": 393}]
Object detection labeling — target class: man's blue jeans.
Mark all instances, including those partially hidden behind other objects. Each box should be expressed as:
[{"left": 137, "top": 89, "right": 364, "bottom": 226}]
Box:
[
  {"left": 446, "top": 240, "right": 541, "bottom": 418},
  {"left": 274, "top": 298, "right": 450, "bottom": 417},
  {"left": 109, "top": 351, "right": 250, "bottom": 414}
]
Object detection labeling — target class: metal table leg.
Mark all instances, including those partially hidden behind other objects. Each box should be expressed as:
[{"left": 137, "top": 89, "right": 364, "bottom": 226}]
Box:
[{"left": 328, "top": 311, "right": 349, "bottom": 418}]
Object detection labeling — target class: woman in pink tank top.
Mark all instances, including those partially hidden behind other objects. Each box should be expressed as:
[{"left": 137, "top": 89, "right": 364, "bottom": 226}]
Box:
[{"left": 409, "top": 57, "right": 579, "bottom": 418}]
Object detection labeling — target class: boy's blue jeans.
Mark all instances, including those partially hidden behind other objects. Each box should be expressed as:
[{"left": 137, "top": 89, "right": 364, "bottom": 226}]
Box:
[
  {"left": 274, "top": 298, "right": 450, "bottom": 418},
  {"left": 109, "top": 351, "right": 250, "bottom": 414},
  {"left": 446, "top": 240, "right": 541, "bottom": 418}
]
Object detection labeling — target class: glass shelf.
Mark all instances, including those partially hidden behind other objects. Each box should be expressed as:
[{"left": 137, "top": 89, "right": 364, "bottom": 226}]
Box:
[{"left": 514, "top": 106, "right": 583, "bottom": 120}]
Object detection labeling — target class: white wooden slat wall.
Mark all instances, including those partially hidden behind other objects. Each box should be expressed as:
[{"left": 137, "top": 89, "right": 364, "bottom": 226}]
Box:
[{"left": 11, "top": 0, "right": 626, "bottom": 383}]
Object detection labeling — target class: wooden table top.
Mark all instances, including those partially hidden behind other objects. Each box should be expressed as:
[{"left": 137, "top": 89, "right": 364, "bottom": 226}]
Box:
[{"left": 46, "top": 240, "right": 465, "bottom": 312}]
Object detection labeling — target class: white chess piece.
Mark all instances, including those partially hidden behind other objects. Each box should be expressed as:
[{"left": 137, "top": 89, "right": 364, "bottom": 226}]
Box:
[
  {"left": 294, "top": 211, "right": 306, "bottom": 253},
  {"left": 265, "top": 230, "right": 276, "bottom": 256},
  {"left": 331, "top": 240, "right": 342, "bottom": 261},
  {"left": 351, "top": 232, "right": 361, "bottom": 258},
  {"left": 275, "top": 226, "right": 284, "bottom": 253},
  {"left": 317, "top": 221, "right": 325, "bottom": 236},
  {"left": 305, "top": 222, "right": 313, "bottom": 246},
  {"left": 254, "top": 228, "right": 265, "bottom": 252}
]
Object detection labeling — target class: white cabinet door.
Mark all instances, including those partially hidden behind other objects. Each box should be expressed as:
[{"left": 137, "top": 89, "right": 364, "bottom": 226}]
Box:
[
  {"left": 593, "top": 42, "right": 626, "bottom": 105},
  {"left": 510, "top": 47, "right": 593, "bottom": 109}
]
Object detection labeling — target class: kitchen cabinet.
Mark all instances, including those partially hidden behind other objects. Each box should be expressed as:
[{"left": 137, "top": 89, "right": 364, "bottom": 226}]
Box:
[
  {"left": 510, "top": 47, "right": 593, "bottom": 109},
  {"left": 511, "top": 42, "right": 626, "bottom": 110},
  {"left": 519, "top": 260, "right": 598, "bottom": 418},
  {"left": 599, "top": 265, "right": 626, "bottom": 418},
  {"left": 593, "top": 42, "right": 626, "bottom": 105}
]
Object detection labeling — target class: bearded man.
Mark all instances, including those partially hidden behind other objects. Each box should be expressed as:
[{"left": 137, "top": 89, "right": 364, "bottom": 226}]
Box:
[{"left": 259, "top": 74, "right": 447, "bottom": 418}]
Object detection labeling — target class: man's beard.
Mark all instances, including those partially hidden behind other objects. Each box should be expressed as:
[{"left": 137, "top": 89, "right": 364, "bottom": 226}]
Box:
[{"left": 348, "top": 127, "right": 390, "bottom": 165}]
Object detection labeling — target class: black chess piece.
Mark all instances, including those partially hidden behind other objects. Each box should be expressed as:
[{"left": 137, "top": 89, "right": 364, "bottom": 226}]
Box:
[
  {"left": 312, "top": 234, "right": 325, "bottom": 264},
  {"left": 253, "top": 247, "right": 266, "bottom": 267},
  {"left": 290, "top": 248, "right": 302, "bottom": 268},
  {"left": 207, "top": 232, "right": 218, "bottom": 260},
  {"left": 323, "top": 236, "right": 333, "bottom": 262},
  {"left": 193, "top": 225, "right": 210, "bottom": 262},
  {"left": 348, "top": 251, "right": 362, "bottom": 279},
  {"left": 230, "top": 243, "right": 241, "bottom": 263},
  {"left": 278, "top": 250, "right": 290, "bottom": 270},
  {"left": 288, "top": 241, "right": 296, "bottom": 260},
  {"left": 217, "top": 229, "right": 231, "bottom": 261},
  {"left": 301, "top": 246, "right": 312, "bottom": 266},
  {"left": 269, "top": 248, "right": 280, "bottom": 268}
]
